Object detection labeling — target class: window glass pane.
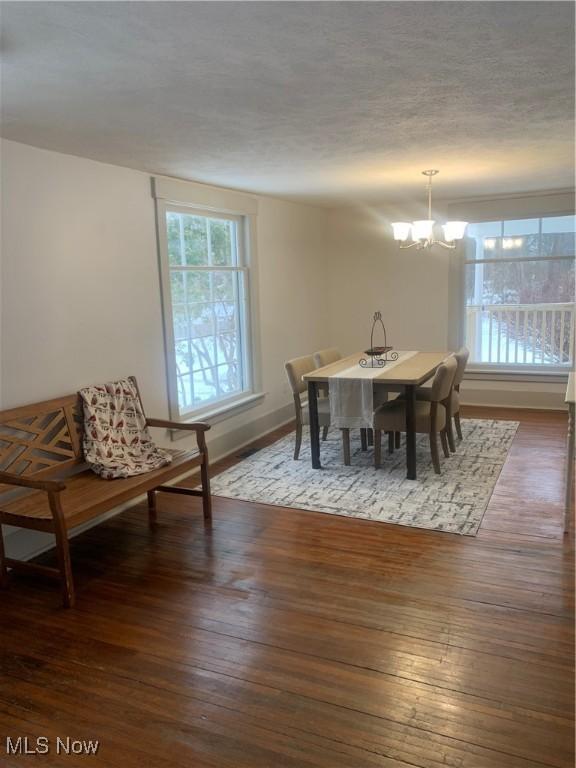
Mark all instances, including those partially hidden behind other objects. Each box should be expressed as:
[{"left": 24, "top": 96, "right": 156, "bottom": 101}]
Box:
[
  {"left": 185, "top": 271, "right": 211, "bottom": 304},
  {"left": 192, "top": 369, "right": 217, "bottom": 404},
  {"left": 541, "top": 215, "right": 576, "bottom": 234},
  {"left": 468, "top": 216, "right": 576, "bottom": 261},
  {"left": 209, "top": 219, "right": 235, "bottom": 266},
  {"left": 175, "top": 341, "right": 191, "bottom": 375},
  {"left": 502, "top": 219, "right": 539, "bottom": 236},
  {"left": 467, "top": 221, "right": 501, "bottom": 239},
  {"left": 217, "top": 363, "right": 241, "bottom": 395},
  {"left": 177, "top": 375, "right": 193, "bottom": 410},
  {"left": 167, "top": 212, "right": 183, "bottom": 266},
  {"left": 540, "top": 215, "right": 576, "bottom": 258},
  {"left": 190, "top": 336, "right": 217, "bottom": 371},
  {"left": 172, "top": 305, "right": 188, "bottom": 342},
  {"left": 165, "top": 211, "right": 249, "bottom": 414},
  {"left": 182, "top": 214, "right": 208, "bottom": 266},
  {"left": 170, "top": 271, "right": 185, "bottom": 303},
  {"left": 188, "top": 302, "right": 215, "bottom": 339},
  {"left": 465, "top": 259, "right": 574, "bottom": 366},
  {"left": 216, "top": 331, "right": 238, "bottom": 367},
  {"left": 215, "top": 302, "right": 237, "bottom": 333},
  {"left": 213, "top": 271, "right": 234, "bottom": 301}
]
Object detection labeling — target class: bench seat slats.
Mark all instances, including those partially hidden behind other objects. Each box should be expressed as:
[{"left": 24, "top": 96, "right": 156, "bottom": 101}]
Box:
[{"left": 0, "top": 448, "right": 202, "bottom": 531}]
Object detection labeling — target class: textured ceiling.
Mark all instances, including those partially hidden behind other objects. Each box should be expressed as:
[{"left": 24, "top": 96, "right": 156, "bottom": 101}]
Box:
[{"left": 1, "top": 1, "right": 574, "bottom": 205}]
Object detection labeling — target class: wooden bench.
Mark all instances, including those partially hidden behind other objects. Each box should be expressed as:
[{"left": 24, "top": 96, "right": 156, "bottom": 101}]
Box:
[{"left": 0, "top": 378, "right": 211, "bottom": 607}]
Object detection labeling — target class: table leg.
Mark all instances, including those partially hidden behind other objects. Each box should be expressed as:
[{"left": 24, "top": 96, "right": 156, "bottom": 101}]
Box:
[
  {"left": 308, "top": 381, "right": 321, "bottom": 469},
  {"left": 405, "top": 384, "right": 417, "bottom": 480},
  {"left": 565, "top": 403, "right": 575, "bottom": 533}
]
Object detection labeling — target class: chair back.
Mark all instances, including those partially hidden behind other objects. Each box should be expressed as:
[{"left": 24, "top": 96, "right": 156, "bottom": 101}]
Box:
[
  {"left": 430, "top": 356, "right": 458, "bottom": 403},
  {"left": 285, "top": 355, "right": 315, "bottom": 395},
  {"left": 313, "top": 348, "right": 342, "bottom": 369},
  {"left": 453, "top": 346, "right": 470, "bottom": 388}
]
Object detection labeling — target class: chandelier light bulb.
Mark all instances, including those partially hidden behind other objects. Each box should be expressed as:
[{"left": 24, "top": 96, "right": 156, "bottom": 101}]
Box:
[
  {"left": 443, "top": 221, "right": 468, "bottom": 242},
  {"left": 391, "top": 222, "right": 412, "bottom": 241},
  {"left": 412, "top": 220, "right": 435, "bottom": 241}
]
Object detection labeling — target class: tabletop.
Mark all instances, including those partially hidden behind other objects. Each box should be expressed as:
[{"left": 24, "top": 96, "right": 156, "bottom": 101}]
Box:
[{"left": 303, "top": 351, "right": 449, "bottom": 386}]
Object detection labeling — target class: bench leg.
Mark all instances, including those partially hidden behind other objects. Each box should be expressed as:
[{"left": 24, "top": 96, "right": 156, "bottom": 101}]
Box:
[
  {"left": 200, "top": 455, "right": 212, "bottom": 523},
  {"left": 0, "top": 524, "right": 9, "bottom": 589},
  {"left": 147, "top": 490, "right": 157, "bottom": 524},
  {"left": 53, "top": 521, "right": 75, "bottom": 608}
]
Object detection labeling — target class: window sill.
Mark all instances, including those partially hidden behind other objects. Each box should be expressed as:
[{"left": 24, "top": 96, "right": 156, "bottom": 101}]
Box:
[
  {"left": 465, "top": 368, "right": 570, "bottom": 385},
  {"left": 169, "top": 392, "right": 266, "bottom": 441}
]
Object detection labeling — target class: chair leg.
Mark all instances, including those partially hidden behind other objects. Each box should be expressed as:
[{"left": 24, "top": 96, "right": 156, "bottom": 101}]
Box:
[
  {"left": 360, "top": 429, "right": 368, "bottom": 451},
  {"left": 374, "top": 430, "right": 382, "bottom": 468},
  {"left": 342, "top": 429, "right": 351, "bottom": 466},
  {"left": 440, "top": 429, "right": 450, "bottom": 458},
  {"left": 429, "top": 431, "right": 441, "bottom": 475},
  {"left": 200, "top": 456, "right": 212, "bottom": 523},
  {"left": 53, "top": 521, "right": 75, "bottom": 608},
  {"left": 367, "top": 428, "right": 374, "bottom": 447},
  {"left": 0, "top": 524, "right": 9, "bottom": 589},
  {"left": 322, "top": 425, "right": 329, "bottom": 441},
  {"left": 294, "top": 422, "right": 302, "bottom": 460},
  {"left": 395, "top": 431, "right": 401, "bottom": 449},
  {"left": 446, "top": 415, "right": 456, "bottom": 453},
  {"left": 388, "top": 431, "right": 394, "bottom": 454},
  {"left": 454, "top": 412, "right": 463, "bottom": 441},
  {"left": 147, "top": 490, "right": 157, "bottom": 524}
]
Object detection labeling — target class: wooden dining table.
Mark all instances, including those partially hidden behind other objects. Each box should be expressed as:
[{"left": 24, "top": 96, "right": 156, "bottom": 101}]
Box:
[{"left": 302, "top": 350, "right": 449, "bottom": 480}]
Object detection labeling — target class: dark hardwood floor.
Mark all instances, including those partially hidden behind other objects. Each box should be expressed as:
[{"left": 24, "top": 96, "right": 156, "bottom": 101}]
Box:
[{"left": 0, "top": 407, "right": 573, "bottom": 768}]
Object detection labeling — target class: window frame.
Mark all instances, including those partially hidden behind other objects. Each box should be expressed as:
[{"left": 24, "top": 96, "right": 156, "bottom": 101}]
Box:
[
  {"left": 156, "top": 200, "right": 261, "bottom": 422},
  {"left": 455, "top": 213, "right": 575, "bottom": 377}
]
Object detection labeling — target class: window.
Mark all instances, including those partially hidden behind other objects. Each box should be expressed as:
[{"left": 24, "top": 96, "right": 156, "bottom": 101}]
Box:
[
  {"left": 159, "top": 206, "right": 253, "bottom": 417},
  {"left": 463, "top": 215, "right": 575, "bottom": 370}
]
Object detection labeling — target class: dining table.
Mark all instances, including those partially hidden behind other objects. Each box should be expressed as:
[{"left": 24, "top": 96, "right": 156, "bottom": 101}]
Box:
[{"left": 302, "top": 350, "right": 449, "bottom": 480}]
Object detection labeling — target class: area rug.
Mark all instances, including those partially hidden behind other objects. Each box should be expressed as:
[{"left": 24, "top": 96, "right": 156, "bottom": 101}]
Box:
[{"left": 210, "top": 419, "right": 519, "bottom": 536}]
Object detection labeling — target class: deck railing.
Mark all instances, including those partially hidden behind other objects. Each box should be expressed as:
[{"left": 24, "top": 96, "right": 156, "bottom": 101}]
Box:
[{"left": 466, "top": 303, "right": 575, "bottom": 366}]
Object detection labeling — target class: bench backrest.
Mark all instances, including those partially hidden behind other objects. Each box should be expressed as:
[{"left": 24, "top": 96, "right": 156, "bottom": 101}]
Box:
[
  {"left": 0, "top": 394, "right": 85, "bottom": 482},
  {"left": 0, "top": 377, "right": 146, "bottom": 486}
]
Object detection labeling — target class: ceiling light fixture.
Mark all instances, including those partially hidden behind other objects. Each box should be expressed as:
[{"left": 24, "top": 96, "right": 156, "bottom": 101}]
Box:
[{"left": 392, "top": 170, "right": 468, "bottom": 250}]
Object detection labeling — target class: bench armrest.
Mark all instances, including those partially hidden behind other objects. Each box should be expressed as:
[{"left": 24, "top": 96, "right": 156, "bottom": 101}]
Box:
[
  {"left": 0, "top": 471, "right": 66, "bottom": 492},
  {"left": 146, "top": 418, "right": 211, "bottom": 433}
]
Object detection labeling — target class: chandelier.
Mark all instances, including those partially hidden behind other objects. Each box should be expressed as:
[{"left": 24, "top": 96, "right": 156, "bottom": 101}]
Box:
[{"left": 391, "top": 170, "right": 468, "bottom": 249}]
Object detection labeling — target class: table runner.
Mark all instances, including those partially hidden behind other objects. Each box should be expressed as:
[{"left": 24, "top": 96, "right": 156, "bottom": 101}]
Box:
[{"left": 329, "top": 351, "right": 417, "bottom": 428}]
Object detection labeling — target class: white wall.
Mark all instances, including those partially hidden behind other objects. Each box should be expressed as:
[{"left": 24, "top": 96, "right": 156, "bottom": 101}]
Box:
[
  {"left": 0, "top": 139, "right": 331, "bottom": 557},
  {"left": 327, "top": 206, "right": 451, "bottom": 354}
]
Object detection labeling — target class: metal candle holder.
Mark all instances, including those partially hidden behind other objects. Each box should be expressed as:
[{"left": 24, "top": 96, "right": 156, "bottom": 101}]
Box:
[{"left": 359, "top": 312, "right": 399, "bottom": 368}]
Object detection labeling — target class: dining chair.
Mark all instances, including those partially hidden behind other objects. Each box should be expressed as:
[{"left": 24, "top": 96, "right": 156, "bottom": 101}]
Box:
[
  {"left": 372, "top": 356, "right": 458, "bottom": 474},
  {"left": 451, "top": 346, "right": 470, "bottom": 443},
  {"left": 285, "top": 355, "right": 331, "bottom": 460},
  {"left": 313, "top": 348, "right": 342, "bottom": 368},
  {"left": 415, "top": 346, "right": 469, "bottom": 452}
]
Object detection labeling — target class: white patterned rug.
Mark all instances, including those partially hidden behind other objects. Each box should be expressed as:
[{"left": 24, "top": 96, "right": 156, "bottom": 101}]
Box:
[{"left": 210, "top": 419, "right": 519, "bottom": 536}]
